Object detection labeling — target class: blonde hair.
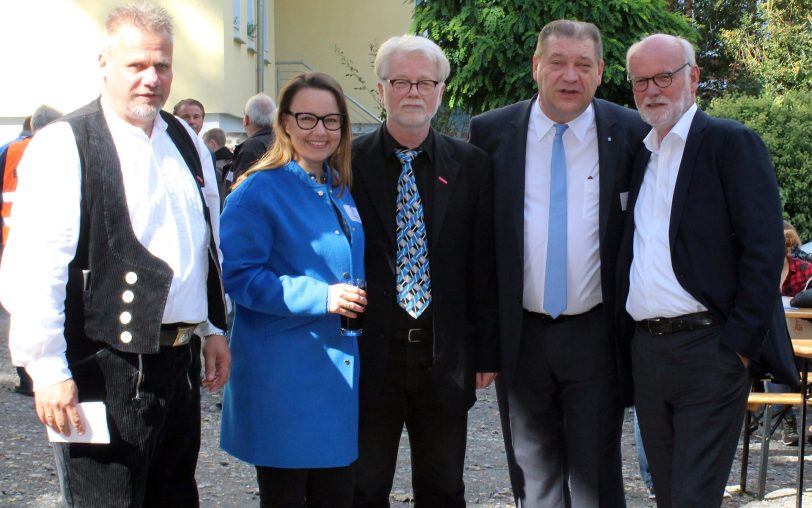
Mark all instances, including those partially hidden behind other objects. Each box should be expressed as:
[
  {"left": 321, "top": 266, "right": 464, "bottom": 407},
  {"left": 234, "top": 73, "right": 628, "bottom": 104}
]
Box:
[{"left": 233, "top": 72, "right": 353, "bottom": 195}]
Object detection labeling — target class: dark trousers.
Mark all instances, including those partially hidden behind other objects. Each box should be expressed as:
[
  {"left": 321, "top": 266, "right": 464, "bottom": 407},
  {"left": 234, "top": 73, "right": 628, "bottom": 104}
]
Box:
[
  {"left": 632, "top": 325, "right": 751, "bottom": 507},
  {"left": 53, "top": 343, "right": 201, "bottom": 508},
  {"left": 256, "top": 464, "right": 355, "bottom": 508},
  {"left": 353, "top": 335, "right": 467, "bottom": 507},
  {"left": 499, "top": 307, "right": 625, "bottom": 508}
]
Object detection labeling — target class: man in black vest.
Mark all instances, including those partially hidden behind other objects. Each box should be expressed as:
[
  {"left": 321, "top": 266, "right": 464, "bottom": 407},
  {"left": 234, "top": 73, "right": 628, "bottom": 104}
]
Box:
[{"left": 0, "top": 4, "right": 230, "bottom": 507}]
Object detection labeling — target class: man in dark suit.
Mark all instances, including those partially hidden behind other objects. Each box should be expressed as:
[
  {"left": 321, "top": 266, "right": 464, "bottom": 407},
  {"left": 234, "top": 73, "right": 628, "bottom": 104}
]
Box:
[
  {"left": 351, "top": 34, "right": 498, "bottom": 507},
  {"left": 618, "top": 33, "right": 794, "bottom": 506},
  {"left": 469, "top": 20, "right": 647, "bottom": 507}
]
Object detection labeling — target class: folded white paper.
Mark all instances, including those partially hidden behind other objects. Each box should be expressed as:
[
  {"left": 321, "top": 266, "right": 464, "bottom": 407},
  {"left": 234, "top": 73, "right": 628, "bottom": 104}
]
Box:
[{"left": 46, "top": 401, "right": 110, "bottom": 444}]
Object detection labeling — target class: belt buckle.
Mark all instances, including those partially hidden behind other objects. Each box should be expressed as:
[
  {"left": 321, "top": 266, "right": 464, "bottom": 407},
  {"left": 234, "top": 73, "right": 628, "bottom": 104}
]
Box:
[
  {"left": 407, "top": 328, "right": 423, "bottom": 343},
  {"left": 649, "top": 317, "right": 669, "bottom": 335},
  {"left": 172, "top": 325, "right": 195, "bottom": 347}
]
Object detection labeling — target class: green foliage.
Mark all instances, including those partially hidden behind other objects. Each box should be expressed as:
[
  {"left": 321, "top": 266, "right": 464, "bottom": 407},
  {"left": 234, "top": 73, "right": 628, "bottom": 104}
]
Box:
[
  {"left": 334, "top": 44, "right": 384, "bottom": 120},
  {"left": 413, "top": 0, "right": 695, "bottom": 114},
  {"left": 721, "top": 0, "right": 812, "bottom": 95},
  {"left": 707, "top": 91, "right": 812, "bottom": 239}
]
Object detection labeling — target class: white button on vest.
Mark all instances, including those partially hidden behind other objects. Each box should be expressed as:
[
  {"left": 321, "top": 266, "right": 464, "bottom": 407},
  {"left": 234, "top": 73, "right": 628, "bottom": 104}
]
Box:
[
  {"left": 120, "top": 331, "right": 133, "bottom": 343},
  {"left": 122, "top": 290, "right": 134, "bottom": 303},
  {"left": 120, "top": 312, "right": 132, "bottom": 325},
  {"left": 125, "top": 272, "right": 138, "bottom": 284}
]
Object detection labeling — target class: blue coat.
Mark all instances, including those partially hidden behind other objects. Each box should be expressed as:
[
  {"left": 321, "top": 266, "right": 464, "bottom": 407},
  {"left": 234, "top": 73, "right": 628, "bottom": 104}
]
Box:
[{"left": 219, "top": 160, "right": 365, "bottom": 468}]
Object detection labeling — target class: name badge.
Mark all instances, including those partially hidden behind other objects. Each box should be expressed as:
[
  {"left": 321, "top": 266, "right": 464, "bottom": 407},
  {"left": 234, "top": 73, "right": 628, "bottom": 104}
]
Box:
[{"left": 344, "top": 205, "right": 362, "bottom": 223}]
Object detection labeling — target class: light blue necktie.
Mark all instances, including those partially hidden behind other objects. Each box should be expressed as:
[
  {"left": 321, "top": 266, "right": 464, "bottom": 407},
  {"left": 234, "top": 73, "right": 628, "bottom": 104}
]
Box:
[
  {"left": 395, "top": 148, "right": 431, "bottom": 318},
  {"left": 543, "top": 124, "right": 569, "bottom": 318}
]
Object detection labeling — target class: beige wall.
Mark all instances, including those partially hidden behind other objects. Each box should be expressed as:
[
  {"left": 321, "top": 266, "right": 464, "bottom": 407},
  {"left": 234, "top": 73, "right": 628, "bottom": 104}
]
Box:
[{"left": 274, "top": 0, "right": 413, "bottom": 123}]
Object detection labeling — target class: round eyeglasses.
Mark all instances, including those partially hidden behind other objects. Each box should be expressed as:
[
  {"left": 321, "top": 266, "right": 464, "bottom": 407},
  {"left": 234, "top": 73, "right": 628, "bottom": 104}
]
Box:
[
  {"left": 285, "top": 111, "right": 344, "bottom": 131},
  {"left": 386, "top": 79, "right": 440, "bottom": 96},
  {"left": 628, "top": 63, "right": 691, "bottom": 92}
]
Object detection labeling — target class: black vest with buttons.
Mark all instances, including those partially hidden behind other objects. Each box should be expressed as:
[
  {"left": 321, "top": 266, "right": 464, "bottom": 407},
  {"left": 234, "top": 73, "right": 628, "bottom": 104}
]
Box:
[{"left": 62, "top": 99, "right": 226, "bottom": 356}]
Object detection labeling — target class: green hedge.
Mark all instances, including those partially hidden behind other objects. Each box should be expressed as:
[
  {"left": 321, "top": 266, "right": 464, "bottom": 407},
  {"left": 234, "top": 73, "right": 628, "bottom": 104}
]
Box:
[{"left": 707, "top": 91, "right": 812, "bottom": 241}]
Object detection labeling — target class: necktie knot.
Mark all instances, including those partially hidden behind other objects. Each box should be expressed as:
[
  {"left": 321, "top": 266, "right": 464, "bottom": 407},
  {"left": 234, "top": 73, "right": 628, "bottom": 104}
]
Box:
[
  {"left": 554, "top": 123, "right": 568, "bottom": 138},
  {"left": 395, "top": 148, "right": 422, "bottom": 165}
]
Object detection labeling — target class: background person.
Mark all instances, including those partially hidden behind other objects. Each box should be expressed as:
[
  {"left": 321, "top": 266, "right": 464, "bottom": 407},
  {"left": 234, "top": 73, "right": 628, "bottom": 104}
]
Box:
[
  {"left": 222, "top": 92, "right": 276, "bottom": 196},
  {"left": 173, "top": 98, "right": 205, "bottom": 134},
  {"left": 219, "top": 72, "right": 366, "bottom": 507}
]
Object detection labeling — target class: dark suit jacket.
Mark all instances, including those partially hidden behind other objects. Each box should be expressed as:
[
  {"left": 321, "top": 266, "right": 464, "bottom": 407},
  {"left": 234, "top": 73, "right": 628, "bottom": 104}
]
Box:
[
  {"left": 616, "top": 108, "right": 798, "bottom": 386},
  {"left": 469, "top": 97, "right": 648, "bottom": 405},
  {"left": 351, "top": 125, "right": 498, "bottom": 416}
]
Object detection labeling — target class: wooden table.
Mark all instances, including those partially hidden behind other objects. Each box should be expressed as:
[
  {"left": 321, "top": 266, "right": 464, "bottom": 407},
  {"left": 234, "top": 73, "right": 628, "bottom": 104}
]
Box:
[{"left": 788, "top": 307, "right": 812, "bottom": 508}]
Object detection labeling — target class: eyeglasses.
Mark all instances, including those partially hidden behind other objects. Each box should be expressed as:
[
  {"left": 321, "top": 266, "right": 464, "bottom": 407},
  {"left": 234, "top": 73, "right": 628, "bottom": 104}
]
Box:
[
  {"left": 386, "top": 79, "right": 440, "bottom": 96},
  {"left": 628, "top": 63, "right": 691, "bottom": 92},
  {"left": 285, "top": 111, "right": 344, "bottom": 131}
]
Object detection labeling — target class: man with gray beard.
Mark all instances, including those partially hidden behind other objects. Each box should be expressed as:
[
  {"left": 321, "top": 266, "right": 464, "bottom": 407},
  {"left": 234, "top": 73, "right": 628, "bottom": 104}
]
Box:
[{"left": 617, "top": 33, "right": 795, "bottom": 507}]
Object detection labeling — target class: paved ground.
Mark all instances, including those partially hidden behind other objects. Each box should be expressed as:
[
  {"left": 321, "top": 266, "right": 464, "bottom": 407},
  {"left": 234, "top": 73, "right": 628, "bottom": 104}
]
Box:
[{"left": 1, "top": 306, "right": 811, "bottom": 507}]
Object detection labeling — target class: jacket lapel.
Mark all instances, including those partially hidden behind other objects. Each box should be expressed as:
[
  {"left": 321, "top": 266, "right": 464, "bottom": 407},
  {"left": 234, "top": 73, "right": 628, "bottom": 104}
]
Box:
[
  {"left": 594, "top": 99, "right": 618, "bottom": 247},
  {"left": 505, "top": 99, "right": 534, "bottom": 251},
  {"left": 355, "top": 127, "right": 396, "bottom": 249},
  {"left": 431, "top": 130, "right": 459, "bottom": 243},
  {"left": 669, "top": 109, "right": 708, "bottom": 247}
]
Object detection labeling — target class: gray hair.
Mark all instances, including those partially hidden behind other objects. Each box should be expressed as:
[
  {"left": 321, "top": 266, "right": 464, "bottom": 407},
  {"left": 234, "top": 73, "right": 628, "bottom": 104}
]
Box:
[
  {"left": 102, "top": 3, "right": 173, "bottom": 54},
  {"left": 374, "top": 35, "right": 451, "bottom": 82},
  {"left": 202, "top": 128, "right": 227, "bottom": 148},
  {"left": 535, "top": 20, "right": 603, "bottom": 62},
  {"left": 31, "top": 105, "right": 62, "bottom": 132},
  {"left": 244, "top": 93, "right": 276, "bottom": 128},
  {"left": 626, "top": 34, "right": 696, "bottom": 74}
]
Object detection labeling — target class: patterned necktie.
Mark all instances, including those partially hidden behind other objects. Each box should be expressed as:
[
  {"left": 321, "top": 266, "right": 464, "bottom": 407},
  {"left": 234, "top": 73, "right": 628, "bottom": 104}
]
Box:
[
  {"left": 395, "top": 148, "right": 431, "bottom": 318},
  {"left": 543, "top": 124, "right": 569, "bottom": 318}
]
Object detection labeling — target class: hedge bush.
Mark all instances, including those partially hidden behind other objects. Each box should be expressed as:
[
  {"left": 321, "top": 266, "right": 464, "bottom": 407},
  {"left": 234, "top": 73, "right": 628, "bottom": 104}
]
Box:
[{"left": 707, "top": 91, "right": 812, "bottom": 241}]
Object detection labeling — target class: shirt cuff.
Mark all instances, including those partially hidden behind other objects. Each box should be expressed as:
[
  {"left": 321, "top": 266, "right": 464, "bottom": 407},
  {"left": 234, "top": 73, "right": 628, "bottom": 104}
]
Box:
[
  {"left": 196, "top": 320, "right": 225, "bottom": 338},
  {"left": 25, "top": 355, "right": 72, "bottom": 392}
]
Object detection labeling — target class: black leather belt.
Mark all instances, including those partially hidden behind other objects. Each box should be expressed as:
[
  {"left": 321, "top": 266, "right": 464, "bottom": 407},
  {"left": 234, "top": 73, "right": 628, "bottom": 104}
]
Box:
[
  {"left": 637, "top": 311, "right": 721, "bottom": 336},
  {"left": 159, "top": 323, "right": 198, "bottom": 347},
  {"left": 523, "top": 304, "right": 602, "bottom": 324},
  {"left": 392, "top": 328, "right": 432, "bottom": 343}
]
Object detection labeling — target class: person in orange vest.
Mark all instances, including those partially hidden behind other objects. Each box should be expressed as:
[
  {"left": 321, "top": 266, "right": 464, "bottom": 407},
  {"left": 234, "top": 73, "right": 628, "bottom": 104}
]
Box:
[{"left": 0, "top": 104, "right": 61, "bottom": 396}]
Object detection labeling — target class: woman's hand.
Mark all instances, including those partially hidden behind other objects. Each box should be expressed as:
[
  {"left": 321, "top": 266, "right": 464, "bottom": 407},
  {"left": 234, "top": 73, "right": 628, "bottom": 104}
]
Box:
[{"left": 328, "top": 284, "right": 368, "bottom": 317}]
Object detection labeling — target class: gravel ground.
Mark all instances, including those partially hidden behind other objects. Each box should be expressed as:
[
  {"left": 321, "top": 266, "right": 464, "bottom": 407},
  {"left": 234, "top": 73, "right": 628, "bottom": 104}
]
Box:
[{"left": 1, "top": 306, "right": 811, "bottom": 507}]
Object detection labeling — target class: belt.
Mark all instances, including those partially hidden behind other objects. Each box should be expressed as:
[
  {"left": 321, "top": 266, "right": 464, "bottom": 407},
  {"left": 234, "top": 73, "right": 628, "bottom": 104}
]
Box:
[
  {"left": 392, "top": 328, "right": 432, "bottom": 343},
  {"left": 159, "top": 323, "right": 198, "bottom": 347},
  {"left": 637, "top": 311, "right": 722, "bottom": 336},
  {"left": 523, "top": 304, "right": 602, "bottom": 324}
]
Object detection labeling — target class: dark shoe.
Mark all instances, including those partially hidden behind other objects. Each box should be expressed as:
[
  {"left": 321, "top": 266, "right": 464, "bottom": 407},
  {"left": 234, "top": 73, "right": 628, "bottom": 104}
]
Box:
[
  {"left": 13, "top": 384, "right": 33, "bottom": 396},
  {"left": 782, "top": 415, "right": 800, "bottom": 446}
]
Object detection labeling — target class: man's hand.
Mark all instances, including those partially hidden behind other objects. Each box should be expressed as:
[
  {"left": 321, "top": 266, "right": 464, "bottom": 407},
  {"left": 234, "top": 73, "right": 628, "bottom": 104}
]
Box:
[
  {"left": 202, "top": 334, "right": 231, "bottom": 391},
  {"left": 35, "top": 379, "right": 83, "bottom": 436},
  {"left": 737, "top": 353, "right": 750, "bottom": 368},
  {"left": 476, "top": 372, "right": 498, "bottom": 389}
]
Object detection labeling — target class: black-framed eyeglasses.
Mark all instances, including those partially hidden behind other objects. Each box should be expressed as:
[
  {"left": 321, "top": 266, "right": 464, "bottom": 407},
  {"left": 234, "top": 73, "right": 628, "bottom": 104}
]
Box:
[
  {"left": 628, "top": 63, "right": 691, "bottom": 92},
  {"left": 285, "top": 111, "right": 344, "bottom": 131},
  {"left": 386, "top": 79, "right": 440, "bottom": 96}
]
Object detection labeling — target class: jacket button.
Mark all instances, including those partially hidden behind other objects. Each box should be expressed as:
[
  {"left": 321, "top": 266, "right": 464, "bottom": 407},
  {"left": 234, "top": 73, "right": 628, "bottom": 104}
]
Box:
[
  {"left": 119, "top": 312, "right": 132, "bottom": 325},
  {"left": 318, "top": 191, "right": 324, "bottom": 197},
  {"left": 343, "top": 272, "right": 350, "bottom": 279},
  {"left": 125, "top": 272, "right": 138, "bottom": 284},
  {"left": 334, "top": 230, "right": 340, "bottom": 235},
  {"left": 122, "top": 290, "right": 134, "bottom": 303},
  {"left": 120, "top": 331, "right": 132, "bottom": 343},
  {"left": 344, "top": 359, "right": 350, "bottom": 365}
]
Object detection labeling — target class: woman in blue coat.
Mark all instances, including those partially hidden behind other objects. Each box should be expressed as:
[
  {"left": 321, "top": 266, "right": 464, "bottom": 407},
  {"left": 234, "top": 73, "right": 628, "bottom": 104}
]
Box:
[{"left": 219, "top": 72, "right": 366, "bottom": 507}]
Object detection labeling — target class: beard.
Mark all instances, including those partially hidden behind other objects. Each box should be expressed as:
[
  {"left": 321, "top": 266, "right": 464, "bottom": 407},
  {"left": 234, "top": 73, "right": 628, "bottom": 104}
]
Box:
[
  {"left": 638, "top": 92, "right": 691, "bottom": 133},
  {"left": 128, "top": 93, "right": 165, "bottom": 120}
]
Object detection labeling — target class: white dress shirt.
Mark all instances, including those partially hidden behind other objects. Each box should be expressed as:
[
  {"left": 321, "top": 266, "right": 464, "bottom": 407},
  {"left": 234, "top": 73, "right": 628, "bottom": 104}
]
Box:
[
  {"left": 0, "top": 97, "right": 223, "bottom": 390},
  {"left": 626, "top": 103, "right": 707, "bottom": 320},
  {"left": 523, "top": 100, "right": 602, "bottom": 315}
]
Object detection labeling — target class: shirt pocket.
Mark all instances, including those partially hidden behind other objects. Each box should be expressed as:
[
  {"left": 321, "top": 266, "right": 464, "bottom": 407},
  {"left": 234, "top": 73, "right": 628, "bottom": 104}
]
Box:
[{"left": 582, "top": 177, "right": 599, "bottom": 219}]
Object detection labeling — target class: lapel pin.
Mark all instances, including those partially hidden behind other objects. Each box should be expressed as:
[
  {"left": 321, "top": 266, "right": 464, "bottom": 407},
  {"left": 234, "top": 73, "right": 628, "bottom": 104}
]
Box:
[
  {"left": 438, "top": 176, "right": 448, "bottom": 185},
  {"left": 607, "top": 137, "right": 612, "bottom": 142}
]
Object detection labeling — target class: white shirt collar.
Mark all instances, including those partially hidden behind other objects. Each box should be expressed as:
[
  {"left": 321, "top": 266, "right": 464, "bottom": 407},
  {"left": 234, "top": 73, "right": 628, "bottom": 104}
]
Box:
[
  {"left": 530, "top": 98, "right": 595, "bottom": 142},
  {"left": 643, "top": 103, "right": 698, "bottom": 154}
]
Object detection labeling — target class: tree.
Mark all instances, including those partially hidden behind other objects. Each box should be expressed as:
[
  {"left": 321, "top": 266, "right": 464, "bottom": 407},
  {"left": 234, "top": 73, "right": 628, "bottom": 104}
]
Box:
[
  {"left": 721, "top": 0, "right": 812, "bottom": 96},
  {"left": 412, "top": 0, "right": 694, "bottom": 114}
]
